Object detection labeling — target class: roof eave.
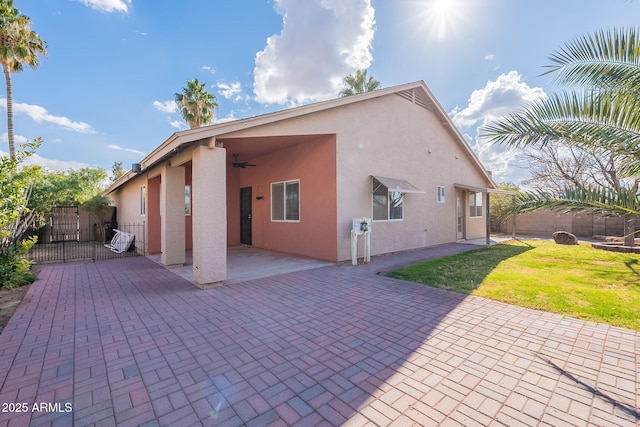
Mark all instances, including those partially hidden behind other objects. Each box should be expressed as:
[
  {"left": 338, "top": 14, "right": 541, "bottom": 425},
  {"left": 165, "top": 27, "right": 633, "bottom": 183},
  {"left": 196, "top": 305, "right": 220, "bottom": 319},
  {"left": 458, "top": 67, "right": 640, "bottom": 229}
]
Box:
[{"left": 110, "top": 80, "right": 496, "bottom": 191}]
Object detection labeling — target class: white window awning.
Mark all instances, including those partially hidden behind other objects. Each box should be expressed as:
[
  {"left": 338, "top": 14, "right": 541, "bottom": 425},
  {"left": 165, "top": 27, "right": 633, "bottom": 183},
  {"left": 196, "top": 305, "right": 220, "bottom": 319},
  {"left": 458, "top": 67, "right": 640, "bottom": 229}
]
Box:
[
  {"left": 372, "top": 176, "right": 425, "bottom": 194},
  {"left": 454, "top": 183, "right": 516, "bottom": 195},
  {"left": 454, "top": 183, "right": 487, "bottom": 193}
]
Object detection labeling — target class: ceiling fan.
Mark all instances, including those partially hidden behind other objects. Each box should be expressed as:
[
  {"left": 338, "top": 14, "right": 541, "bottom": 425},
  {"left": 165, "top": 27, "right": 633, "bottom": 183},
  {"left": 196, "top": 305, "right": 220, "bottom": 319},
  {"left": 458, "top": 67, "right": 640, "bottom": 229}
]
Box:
[{"left": 232, "top": 153, "right": 257, "bottom": 169}]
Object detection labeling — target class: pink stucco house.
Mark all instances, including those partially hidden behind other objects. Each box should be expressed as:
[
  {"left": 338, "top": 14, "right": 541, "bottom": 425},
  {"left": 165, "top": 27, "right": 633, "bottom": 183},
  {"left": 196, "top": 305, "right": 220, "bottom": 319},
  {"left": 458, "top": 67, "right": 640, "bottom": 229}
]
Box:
[{"left": 106, "top": 81, "right": 497, "bottom": 286}]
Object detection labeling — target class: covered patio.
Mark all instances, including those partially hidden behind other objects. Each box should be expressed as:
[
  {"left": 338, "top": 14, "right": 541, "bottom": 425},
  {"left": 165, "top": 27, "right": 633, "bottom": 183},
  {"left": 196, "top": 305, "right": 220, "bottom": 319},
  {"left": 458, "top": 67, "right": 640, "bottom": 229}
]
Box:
[
  {"left": 142, "top": 133, "right": 338, "bottom": 287},
  {"left": 148, "top": 246, "right": 333, "bottom": 287}
]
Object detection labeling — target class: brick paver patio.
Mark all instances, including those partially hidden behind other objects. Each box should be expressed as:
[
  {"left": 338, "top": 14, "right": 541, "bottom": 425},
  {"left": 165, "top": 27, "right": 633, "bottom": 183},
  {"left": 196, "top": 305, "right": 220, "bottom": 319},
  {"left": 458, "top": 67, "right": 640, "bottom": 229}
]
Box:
[{"left": 0, "top": 243, "right": 638, "bottom": 426}]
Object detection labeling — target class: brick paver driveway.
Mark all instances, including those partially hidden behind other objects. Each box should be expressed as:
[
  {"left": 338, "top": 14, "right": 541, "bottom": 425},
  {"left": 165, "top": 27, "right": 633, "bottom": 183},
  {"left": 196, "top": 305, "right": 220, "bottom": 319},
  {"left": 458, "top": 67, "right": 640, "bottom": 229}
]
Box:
[{"left": 0, "top": 243, "right": 638, "bottom": 426}]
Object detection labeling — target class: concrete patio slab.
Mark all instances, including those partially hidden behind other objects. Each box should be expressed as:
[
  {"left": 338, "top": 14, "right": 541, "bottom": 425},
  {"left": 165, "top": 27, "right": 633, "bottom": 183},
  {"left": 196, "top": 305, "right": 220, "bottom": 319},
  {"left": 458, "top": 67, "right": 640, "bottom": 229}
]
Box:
[
  {"left": 0, "top": 242, "right": 638, "bottom": 426},
  {"left": 148, "top": 246, "right": 333, "bottom": 286}
]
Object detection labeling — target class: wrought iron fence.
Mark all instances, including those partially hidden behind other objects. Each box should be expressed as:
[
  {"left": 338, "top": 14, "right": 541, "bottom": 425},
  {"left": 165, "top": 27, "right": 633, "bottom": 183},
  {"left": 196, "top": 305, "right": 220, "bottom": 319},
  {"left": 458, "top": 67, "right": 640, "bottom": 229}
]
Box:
[{"left": 25, "top": 223, "right": 145, "bottom": 264}]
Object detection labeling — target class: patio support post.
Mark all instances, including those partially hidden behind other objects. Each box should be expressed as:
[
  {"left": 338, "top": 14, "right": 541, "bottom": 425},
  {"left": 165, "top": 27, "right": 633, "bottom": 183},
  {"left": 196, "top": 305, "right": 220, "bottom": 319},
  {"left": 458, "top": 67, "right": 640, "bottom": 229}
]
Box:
[
  {"left": 160, "top": 164, "right": 186, "bottom": 266},
  {"left": 192, "top": 144, "right": 227, "bottom": 285},
  {"left": 486, "top": 192, "right": 491, "bottom": 247},
  {"left": 512, "top": 194, "right": 516, "bottom": 239}
]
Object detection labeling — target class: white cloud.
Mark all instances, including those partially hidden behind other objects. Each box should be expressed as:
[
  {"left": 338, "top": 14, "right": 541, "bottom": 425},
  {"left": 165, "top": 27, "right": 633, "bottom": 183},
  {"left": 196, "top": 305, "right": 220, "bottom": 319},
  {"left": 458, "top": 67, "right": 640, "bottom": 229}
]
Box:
[
  {"left": 450, "top": 71, "right": 546, "bottom": 128},
  {"left": 484, "top": 54, "right": 495, "bottom": 61},
  {"left": 216, "top": 81, "right": 250, "bottom": 102},
  {"left": 107, "top": 144, "right": 145, "bottom": 156},
  {"left": 450, "top": 71, "right": 547, "bottom": 185},
  {"left": 0, "top": 98, "right": 95, "bottom": 134},
  {"left": 169, "top": 119, "right": 188, "bottom": 130},
  {"left": 202, "top": 66, "right": 216, "bottom": 75},
  {"left": 0, "top": 132, "right": 28, "bottom": 145},
  {"left": 26, "top": 154, "right": 92, "bottom": 171},
  {"left": 253, "top": 0, "right": 376, "bottom": 105},
  {"left": 0, "top": 147, "right": 92, "bottom": 171},
  {"left": 215, "top": 111, "right": 239, "bottom": 124},
  {"left": 217, "top": 82, "right": 241, "bottom": 99},
  {"left": 473, "top": 131, "right": 529, "bottom": 185},
  {"left": 74, "top": 0, "right": 131, "bottom": 13},
  {"left": 153, "top": 100, "right": 178, "bottom": 114}
]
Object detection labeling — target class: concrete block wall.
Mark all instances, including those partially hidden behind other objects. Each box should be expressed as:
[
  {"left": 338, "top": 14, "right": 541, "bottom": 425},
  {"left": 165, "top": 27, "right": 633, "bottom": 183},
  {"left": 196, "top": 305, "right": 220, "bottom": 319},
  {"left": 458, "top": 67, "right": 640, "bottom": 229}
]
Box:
[{"left": 497, "top": 211, "right": 624, "bottom": 237}]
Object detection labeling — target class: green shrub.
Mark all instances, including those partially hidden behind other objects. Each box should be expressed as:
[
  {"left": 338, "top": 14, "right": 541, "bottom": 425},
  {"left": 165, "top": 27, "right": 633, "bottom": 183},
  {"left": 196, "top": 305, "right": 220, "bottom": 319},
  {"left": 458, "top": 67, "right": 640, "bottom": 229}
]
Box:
[{"left": 0, "top": 236, "right": 37, "bottom": 289}]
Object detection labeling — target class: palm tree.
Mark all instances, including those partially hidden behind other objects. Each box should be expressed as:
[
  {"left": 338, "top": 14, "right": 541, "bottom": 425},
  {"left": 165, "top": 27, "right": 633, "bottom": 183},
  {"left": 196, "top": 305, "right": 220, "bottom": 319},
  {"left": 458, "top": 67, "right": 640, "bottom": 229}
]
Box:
[
  {"left": 0, "top": 1, "right": 46, "bottom": 160},
  {"left": 174, "top": 78, "right": 218, "bottom": 129},
  {"left": 482, "top": 27, "right": 640, "bottom": 246},
  {"left": 339, "top": 69, "right": 381, "bottom": 97}
]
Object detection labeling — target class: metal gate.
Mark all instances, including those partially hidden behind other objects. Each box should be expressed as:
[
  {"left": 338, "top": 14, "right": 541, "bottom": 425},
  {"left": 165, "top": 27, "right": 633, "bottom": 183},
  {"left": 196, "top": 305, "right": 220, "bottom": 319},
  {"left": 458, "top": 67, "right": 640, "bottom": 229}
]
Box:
[
  {"left": 26, "top": 222, "right": 146, "bottom": 264},
  {"left": 49, "top": 206, "right": 80, "bottom": 242}
]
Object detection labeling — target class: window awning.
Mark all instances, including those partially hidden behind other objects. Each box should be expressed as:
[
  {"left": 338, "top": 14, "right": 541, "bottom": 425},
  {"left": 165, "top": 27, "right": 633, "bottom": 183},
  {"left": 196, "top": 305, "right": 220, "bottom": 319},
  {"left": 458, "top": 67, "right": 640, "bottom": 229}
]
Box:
[
  {"left": 454, "top": 183, "right": 487, "bottom": 193},
  {"left": 454, "top": 183, "right": 516, "bottom": 195},
  {"left": 372, "top": 176, "right": 425, "bottom": 194}
]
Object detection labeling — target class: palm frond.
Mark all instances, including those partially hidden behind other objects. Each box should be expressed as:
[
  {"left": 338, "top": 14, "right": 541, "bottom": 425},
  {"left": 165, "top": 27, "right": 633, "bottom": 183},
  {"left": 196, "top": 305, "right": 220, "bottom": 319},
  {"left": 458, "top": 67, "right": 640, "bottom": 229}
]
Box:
[
  {"left": 174, "top": 78, "right": 217, "bottom": 128},
  {"left": 340, "top": 69, "right": 381, "bottom": 97},
  {"left": 481, "top": 90, "right": 640, "bottom": 160},
  {"left": 544, "top": 27, "right": 640, "bottom": 93},
  {"left": 515, "top": 185, "right": 640, "bottom": 217}
]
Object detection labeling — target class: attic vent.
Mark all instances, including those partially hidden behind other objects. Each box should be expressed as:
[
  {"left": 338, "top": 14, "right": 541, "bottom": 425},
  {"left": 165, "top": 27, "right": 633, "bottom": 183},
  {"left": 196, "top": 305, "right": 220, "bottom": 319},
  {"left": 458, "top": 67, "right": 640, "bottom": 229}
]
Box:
[{"left": 396, "top": 89, "right": 431, "bottom": 111}]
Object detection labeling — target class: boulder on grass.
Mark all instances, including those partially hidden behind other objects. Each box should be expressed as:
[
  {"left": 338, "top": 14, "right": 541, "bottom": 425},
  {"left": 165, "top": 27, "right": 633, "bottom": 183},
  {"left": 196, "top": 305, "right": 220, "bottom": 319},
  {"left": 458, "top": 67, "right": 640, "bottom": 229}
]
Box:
[{"left": 552, "top": 231, "right": 578, "bottom": 245}]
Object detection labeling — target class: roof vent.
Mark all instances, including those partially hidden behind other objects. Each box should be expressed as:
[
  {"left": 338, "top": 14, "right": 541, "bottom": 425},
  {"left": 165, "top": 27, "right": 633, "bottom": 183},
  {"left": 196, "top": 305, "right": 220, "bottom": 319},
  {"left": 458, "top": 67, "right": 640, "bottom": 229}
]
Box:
[{"left": 131, "top": 163, "right": 141, "bottom": 173}]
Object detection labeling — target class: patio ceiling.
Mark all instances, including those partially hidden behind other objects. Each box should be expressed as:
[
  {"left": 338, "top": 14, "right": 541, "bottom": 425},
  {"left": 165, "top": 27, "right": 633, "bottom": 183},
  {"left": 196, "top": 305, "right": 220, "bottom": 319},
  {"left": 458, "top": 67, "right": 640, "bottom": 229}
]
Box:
[{"left": 217, "top": 134, "right": 333, "bottom": 165}]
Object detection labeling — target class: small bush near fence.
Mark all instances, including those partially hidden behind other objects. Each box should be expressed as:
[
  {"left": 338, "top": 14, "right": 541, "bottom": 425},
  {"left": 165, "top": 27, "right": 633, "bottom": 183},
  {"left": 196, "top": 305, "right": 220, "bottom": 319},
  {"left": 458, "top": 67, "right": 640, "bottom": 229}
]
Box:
[{"left": 25, "top": 223, "right": 145, "bottom": 264}]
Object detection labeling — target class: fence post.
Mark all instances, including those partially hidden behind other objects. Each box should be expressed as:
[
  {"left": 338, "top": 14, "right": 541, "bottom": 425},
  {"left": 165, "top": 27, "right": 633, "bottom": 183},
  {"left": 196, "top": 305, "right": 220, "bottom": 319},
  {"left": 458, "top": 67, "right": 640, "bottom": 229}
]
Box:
[{"left": 62, "top": 233, "right": 66, "bottom": 263}]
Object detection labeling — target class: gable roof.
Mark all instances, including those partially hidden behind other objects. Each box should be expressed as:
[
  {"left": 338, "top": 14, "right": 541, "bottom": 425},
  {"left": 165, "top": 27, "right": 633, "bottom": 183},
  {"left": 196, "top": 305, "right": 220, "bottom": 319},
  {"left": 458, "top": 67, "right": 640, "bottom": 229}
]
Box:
[{"left": 106, "top": 81, "right": 496, "bottom": 193}]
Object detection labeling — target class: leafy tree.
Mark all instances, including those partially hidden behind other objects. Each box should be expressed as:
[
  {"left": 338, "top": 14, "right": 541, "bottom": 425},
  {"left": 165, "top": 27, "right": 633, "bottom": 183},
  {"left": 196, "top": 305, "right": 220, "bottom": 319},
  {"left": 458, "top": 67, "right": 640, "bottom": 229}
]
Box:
[
  {"left": 111, "top": 160, "right": 125, "bottom": 183},
  {"left": 0, "top": 137, "right": 39, "bottom": 288},
  {"left": 339, "top": 69, "right": 381, "bottom": 97},
  {"left": 174, "top": 78, "right": 217, "bottom": 129},
  {"left": 0, "top": 1, "right": 46, "bottom": 160},
  {"left": 26, "top": 167, "right": 108, "bottom": 226},
  {"left": 482, "top": 27, "right": 640, "bottom": 246},
  {"left": 489, "top": 182, "right": 519, "bottom": 232}
]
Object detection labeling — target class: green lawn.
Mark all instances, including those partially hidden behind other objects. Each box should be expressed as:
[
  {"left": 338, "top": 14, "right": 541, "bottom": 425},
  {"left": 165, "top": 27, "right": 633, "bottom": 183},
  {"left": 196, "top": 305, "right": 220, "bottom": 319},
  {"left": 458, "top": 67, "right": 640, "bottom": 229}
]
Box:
[{"left": 387, "top": 240, "right": 640, "bottom": 331}]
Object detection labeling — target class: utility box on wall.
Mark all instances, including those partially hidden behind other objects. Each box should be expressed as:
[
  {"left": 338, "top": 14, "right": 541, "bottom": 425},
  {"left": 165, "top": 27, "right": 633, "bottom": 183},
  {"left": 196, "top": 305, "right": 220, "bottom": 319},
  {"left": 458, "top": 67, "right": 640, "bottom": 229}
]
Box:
[{"left": 351, "top": 217, "right": 371, "bottom": 265}]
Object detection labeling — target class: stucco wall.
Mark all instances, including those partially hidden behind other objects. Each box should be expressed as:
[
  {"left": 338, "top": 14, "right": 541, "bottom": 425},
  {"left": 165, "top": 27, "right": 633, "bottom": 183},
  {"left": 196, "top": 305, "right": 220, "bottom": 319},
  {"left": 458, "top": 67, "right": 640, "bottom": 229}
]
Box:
[
  {"left": 223, "top": 93, "right": 491, "bottom": 261},
  {"left": 147, "top": 176, "right": 161, "bottom": 253},
  {"left": 184, "top": 162, "right": 193, "bottom": 251},
  {"left": 464, "top": 192, "right": 487, "bottom": 240},
  {"left": 334, "top": 95, "right": 489, "bottom": 259},
  {"left": 110, "top": 164, "right": 193, "bottom": 256},
  {"left": 110, "top": 174, "right": 147, "bottom": 227},
  {"left": 226, "top": 135, "right": 338, "bottom": 261},
  {"left": 108, "top": 174, "right": 148, "bottom": 253}
]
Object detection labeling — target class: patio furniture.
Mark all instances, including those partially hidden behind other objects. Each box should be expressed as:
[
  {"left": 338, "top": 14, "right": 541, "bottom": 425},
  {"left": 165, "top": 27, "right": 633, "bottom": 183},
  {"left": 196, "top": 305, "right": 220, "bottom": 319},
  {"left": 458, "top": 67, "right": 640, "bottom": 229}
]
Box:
[{"left": 104, "top": 229, "right": 134, "bottom": 253}]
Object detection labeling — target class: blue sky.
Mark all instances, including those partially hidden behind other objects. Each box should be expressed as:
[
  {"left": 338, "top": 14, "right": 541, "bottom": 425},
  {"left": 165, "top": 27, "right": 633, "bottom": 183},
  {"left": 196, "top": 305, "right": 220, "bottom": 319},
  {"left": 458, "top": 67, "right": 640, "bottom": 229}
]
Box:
[{"left": 5, "top": 0, "right": 640, "bottom": 184}]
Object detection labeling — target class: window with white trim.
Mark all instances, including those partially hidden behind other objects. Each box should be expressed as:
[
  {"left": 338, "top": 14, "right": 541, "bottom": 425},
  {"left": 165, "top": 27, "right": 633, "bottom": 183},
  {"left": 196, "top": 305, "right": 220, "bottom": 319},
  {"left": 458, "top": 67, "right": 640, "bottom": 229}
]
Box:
[
  {"left": 140, "top": 185, "right": 147, "bottom": 215},
  {"left": 469, "top": 191, "right": 483, "bottom": 217},
  {"left": 437, "top": 186, "right": 445, "bottom": 203},
  {"left": 372, "top": 177, "right": 403, "bottom": 221},
  {"left": 271, "top": 180, "right": 300, "bottom": 221}
]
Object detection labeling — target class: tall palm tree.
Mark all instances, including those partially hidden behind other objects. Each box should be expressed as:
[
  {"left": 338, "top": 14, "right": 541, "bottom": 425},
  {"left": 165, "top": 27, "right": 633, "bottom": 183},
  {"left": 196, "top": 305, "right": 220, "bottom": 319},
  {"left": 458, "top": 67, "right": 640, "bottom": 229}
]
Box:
[
  {"left": 174, "top": 78, "right": 217, "bottom": 129},
  {"left": 339, "top": 69, "right": 381, "bottom": 97},
  {"left": 482, "top": 27, "right": 640, "bottom": 245},
  {"left": 0, "top": 1, "right": 46, "bottom": 160}
]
